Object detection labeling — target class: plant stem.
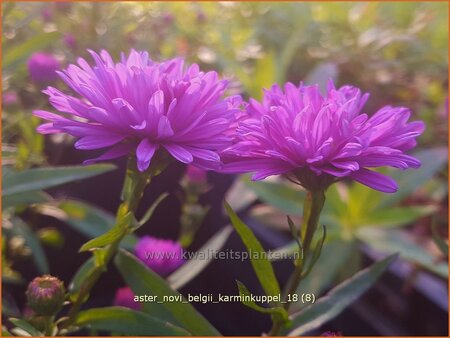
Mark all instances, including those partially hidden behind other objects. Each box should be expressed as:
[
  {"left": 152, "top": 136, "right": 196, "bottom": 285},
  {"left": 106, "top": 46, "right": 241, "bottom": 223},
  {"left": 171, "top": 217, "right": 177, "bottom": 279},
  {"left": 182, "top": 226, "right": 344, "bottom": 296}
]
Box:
[
  {"left": 60, "top": 157, "right": 152, "bottom": 332},
  {"left": 268, "top": 189, "right": 325, "bottom": 336}
]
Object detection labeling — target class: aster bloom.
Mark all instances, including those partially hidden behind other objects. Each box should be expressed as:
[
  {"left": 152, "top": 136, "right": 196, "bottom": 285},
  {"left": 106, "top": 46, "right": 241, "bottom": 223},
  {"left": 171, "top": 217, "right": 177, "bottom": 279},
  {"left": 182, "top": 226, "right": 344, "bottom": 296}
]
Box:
[
  {"left": 113, "top": 287, "right": 140, "bottom": 310},
  {"left": 27, "top": 52, "right": 61, "bottom": 84},
  {"left": 134, "top": 236, "right": 184, "bottom": 276},
  {"left": 221, "top": 81, "right": 424, "bottom": 193},
  {"left": 34, "top": 50, "right": 240, "bottom": 172}
]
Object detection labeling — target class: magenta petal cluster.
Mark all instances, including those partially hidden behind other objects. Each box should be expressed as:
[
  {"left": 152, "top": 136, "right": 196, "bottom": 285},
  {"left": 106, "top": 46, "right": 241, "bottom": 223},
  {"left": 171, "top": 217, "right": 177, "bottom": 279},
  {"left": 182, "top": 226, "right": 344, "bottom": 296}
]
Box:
[
  {"left": 134, "top": 236, "right": 184, "bottom": 276},
  {"left": 34, "top": 50, "right": 241, "bottom": 171},
  {"left": 221, "top": 81, "right": 425, "bottom": 193},
  {"left": 27, "top": 52, "right": 60, "bottom": 84}
]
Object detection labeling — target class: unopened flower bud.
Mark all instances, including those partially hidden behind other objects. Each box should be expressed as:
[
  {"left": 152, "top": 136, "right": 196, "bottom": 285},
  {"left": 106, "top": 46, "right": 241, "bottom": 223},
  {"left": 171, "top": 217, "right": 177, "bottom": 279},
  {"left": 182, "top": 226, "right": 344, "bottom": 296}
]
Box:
[{"left": 26, "top": 275, "right": 65, "bottom": 316}]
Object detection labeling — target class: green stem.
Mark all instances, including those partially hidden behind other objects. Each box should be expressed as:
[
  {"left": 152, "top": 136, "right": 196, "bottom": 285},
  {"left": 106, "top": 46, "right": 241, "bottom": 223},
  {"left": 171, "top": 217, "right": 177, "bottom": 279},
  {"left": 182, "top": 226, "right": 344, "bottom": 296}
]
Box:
[
  {"left": 44, "top": 316, "right": 53, "bottom": 336},
  {"left": 60, "top": 157, "right": 152, "bottom": 332},
  {"left": 268, "top": 189, "right": 325, "bottom": 336}
]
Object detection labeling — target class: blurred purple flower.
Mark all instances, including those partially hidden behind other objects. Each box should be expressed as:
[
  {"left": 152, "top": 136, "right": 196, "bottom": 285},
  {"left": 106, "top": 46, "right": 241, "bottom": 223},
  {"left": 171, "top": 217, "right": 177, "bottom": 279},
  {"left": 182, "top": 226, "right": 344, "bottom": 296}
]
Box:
[
  {"left": 3, "top": 91, "right": 18, "bottom": 107},
  {"left": 63, "top": 34, "right": 76, "bottom": 49},
  {"left": 135, "top": 236, "right": 184, "bottom": 276},
  {"left": 221, "top": 80, "right": 424, "bottom": 193},
  {"left": 27, "top": 52, "right": 60, "bottom": 84},
  {"left": 185, "top": 165, "right": 207, "bottom": 183},
  {"left": 41, "top": 7, "right": 53, "bottom": 22},
  {"left": 34, "top": 50, "right": 240, "bottom": 172},
  {"left": 113, "top": 287, "right": 140, "bottom": 310}
]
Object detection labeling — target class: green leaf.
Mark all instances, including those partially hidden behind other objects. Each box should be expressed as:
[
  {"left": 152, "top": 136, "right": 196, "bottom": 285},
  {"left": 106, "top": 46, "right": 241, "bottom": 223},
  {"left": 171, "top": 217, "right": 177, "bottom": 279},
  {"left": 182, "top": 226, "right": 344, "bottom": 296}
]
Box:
[
  {"left": 10, "top": 218, "right": 49, "bottom": 274},
  {"left": 361, "top": 206, "right": 437, "bottom": 228},
  {"left": 2, "top": 191, "right": 51, "bottom": 210},
  {"left": 114, "top": 250, "right": 220, "bottom": 336},
  {"left": 432, "top": 222, "right": 448, "bottom": 257},
  {"left": 224, "top": 201, "right": 281, "bottom": 298},
  {"left": 9, "top": 318, "right": 42, "bottom": 337},
  {"left": 302, "top": 225, "right": 327, "bottom": 278},
  {"left": 286, "top": 255, "right": 396, "bottom": 336},
  {"left": 75, "top": 307, "right": 191, "bottom": 336},
  {"left": 79, "top": 212, "right": 133, "bottom": 252},
  {"left": 3, "top": 164, "right": 116, "bottom": 196},
  {"left": 3, "top": 32, "right": 60, "bottom": 72},
  {"left": 68, "top": 257, "right": 96, "bottom": 302},
  {"left": 138, "top": 193, "right": 169, "bottom": 227},
  {"left": 224, "top": 178, "right": 257, "bottom": 212},
  {"left": 379, "top": 148, "right": 447, "bottom": 207},
  {"left": 293, "top": 239, "right": 357, "bottom": 310},
  {"left": 58, "top": 200, "right": 137, "bottom": 250},
  {"left": 287, "top": 216, "right": 302, "bottom": 251},
  {"left": 236, "top": 280, "right": 288, "bottom": 322},
  {"left": 243, "top": 176, "right": 306, "bottom": 215},
  {"left": 168, "top": 225, "right": 233, "bottom": 290},
  {"left": 357, "top": 227, "right": 448, "bottom": 278},
  {"left": 2, "top": 326, "right": 12, "bottom": 336}
]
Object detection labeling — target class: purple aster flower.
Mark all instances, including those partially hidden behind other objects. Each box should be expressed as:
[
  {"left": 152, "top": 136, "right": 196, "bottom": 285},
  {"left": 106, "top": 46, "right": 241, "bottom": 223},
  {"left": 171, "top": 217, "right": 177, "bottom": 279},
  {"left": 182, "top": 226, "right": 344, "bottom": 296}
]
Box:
[
  {"left": 134, "top": 236, "right": 184, "bottom": 276},
  {"left": 113, "top": 287, "right": 140, "bottom": 310},
  {"left": 221, "top": 81, "right": 424, "bottom": 193},
  {"left": 27, "top": 52, "right": 60, "bottom": 84},
  {"left": 33, "top": 50, "right": 240, "bottom": 171}
]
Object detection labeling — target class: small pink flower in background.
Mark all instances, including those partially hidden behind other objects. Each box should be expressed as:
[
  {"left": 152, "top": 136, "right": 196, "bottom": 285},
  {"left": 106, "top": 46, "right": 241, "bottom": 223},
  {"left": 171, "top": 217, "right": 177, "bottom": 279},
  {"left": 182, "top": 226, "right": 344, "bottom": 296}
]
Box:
[
  {"left": 221, "top": 80, "right": 424, "bottom": 193},
  {"left": 27, "top": 52, "right": 60, "bottom": 84},
  {"left": 321, "top": 330, "right": 342, "bottom": 336},
  {"left": 41, "top": 7, "right": 53, "bottom": 22},
  {"left": 63, "top": 34, "right": 77, "bottom": 50},
  {"left": 3, "top": 91, "right": 18, "bottom": 107},
  {"left": 113, "top": 287, "right": 140, "bottom": 310},
  {"left": 134, "top": 236, "right": 184, "bottom": 276},
  {"left": 185, "top": 165, "right": 207, "bottom": 184}
]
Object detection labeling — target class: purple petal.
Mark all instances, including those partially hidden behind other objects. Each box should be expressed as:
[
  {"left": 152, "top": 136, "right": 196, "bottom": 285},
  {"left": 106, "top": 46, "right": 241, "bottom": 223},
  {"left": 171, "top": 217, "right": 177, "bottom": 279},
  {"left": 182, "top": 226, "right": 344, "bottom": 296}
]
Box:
[
  {"left": 136, "top": 139, "right": 157, "bottom": 172},
  {"left": 164, "top": 144, "right": 193, "bottom": 163},
  {"left": 350, "top": 168, "right": 398, "bottom": 193}
]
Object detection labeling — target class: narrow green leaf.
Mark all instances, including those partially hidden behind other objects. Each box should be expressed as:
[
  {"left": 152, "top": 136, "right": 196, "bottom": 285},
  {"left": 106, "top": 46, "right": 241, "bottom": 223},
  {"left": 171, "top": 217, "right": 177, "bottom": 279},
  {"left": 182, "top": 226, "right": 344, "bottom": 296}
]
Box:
[
  {"left": 138, "top": 193, "right": 169, "bottom": 227},
  {"left": 224, "top": 201, "right": 281, "bottom": 297},
  {"left": 286, "top": 255, "right": 396, "bottom": 336},
  {"left": 287, "top": 216, "right": 302, "bottom": 251},
  {"left": 3, "top": 32, "right": 60, "bottom": 71},
  {"left": 243, "top": 176, "right": 305, "bottom": 215},
  {"left": 2, "top": 191, "right": 51, "bottom": 210},
  {"left": 3, "top": 164, "right": 116, "bottom": 196},
  {"left": 379, "top": 148, "right": 447, "bottom": 207},
  {"left": 114, "top": 250, "right": 220, "bottom": 336},
  {"left": 68, "top": 257, "right": 96, "bottom": 302},
  {"left": 302, "top": 225, "right": 327, "bottom": 279},
  {"left": 225, "top": 178, "right": 257, "bottom": 212},
  {"left": 2, "top": 326, "right": 12, "bottom": 336},
  {"left": 358, "top": 227, "right": 448, "bottom": 278},
  {"left": 79, "top": 212, "right": 133, "bottom": 252},
  {"left": 168, "top": 225, "right": 233, "bottom": 290},
  {"left": 11, "top": 218, "right": 49, "bottom": 274},
  {"left": 362, "top": 206, "right": 437, "bottom": 228},
  {"left": 293, "top": 239, "right": 357, "bottom": 311},
  {"left": 9, "top": 318, "right": 42, "bottom": 337},
  {"left": 75, "top": 307, "right": 191, "bottom": 336},
  {"left": 432, "top": 222, "right": 448, "bottom": 257},
  {"left": 236, "top": 281, "right": 288, "bottom": 322},
  {"left": 58, "top": 200, "right": 137, "bottom": 250}
]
